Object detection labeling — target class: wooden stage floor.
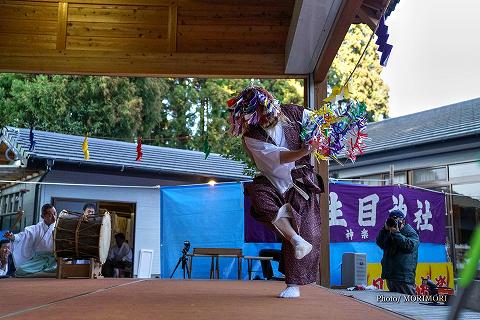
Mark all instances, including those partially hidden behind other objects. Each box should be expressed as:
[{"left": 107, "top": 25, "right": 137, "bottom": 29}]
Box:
[{"left": 0, "top": 279, "right": 406, "bottom": 320}]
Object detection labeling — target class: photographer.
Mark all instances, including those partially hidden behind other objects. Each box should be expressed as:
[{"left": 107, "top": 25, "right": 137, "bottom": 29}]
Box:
[{"left": 376, "top": 210, "right": 419, "bottom": 295}]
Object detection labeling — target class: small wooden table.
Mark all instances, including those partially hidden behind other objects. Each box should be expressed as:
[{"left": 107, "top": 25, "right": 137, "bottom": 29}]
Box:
[
  {"left": 243, "top": 256, "right": 274, "bottom": 280},
  {"left": 188, "top": 248, "right": 242, "bottom": 280}
]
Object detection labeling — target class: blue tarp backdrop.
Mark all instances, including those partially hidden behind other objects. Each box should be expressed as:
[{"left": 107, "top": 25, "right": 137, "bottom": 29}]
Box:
[
  {"left": 160, "top": 182, "right": 447, "bottom": 284},
  {"left": 160, "top": 182, "right": 280, "bottom": 280}
]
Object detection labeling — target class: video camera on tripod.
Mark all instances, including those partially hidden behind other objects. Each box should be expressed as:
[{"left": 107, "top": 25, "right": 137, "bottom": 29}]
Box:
[
  {"left": 182, "top": 240, "right": 191, "bottom": 255},
  {"left": 170, "top": 240, "right": 191, "bottom": 279}
]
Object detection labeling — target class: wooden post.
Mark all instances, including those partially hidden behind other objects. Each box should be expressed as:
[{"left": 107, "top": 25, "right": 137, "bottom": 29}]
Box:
[
  {"left": 313, "top": 79, "right": 330, "bottom": 288},
  {"left": 56, "top": 258, "right": 62, "bottom": 279}
]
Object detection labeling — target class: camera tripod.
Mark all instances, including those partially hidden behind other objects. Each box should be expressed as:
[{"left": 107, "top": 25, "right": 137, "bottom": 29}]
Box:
[{"left": 170, "top": 243, "right": 191, "bottom": 279}]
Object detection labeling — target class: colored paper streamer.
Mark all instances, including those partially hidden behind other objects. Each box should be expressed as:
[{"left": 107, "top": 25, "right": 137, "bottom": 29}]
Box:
[
  {"left": 300, "top": 96, "right": 368, "bottom": 163},
  {"left": 28, "top": 127, "right": 36, "bottom": 152},
  {"left": 82, "top": 136, "right": 90, "bottom": 160},
  {"left": 136, "top": 137, "right": 143, "bottom": 161},
  {"left": 375, "top": 15, "right": 393, "bottom": 67}
]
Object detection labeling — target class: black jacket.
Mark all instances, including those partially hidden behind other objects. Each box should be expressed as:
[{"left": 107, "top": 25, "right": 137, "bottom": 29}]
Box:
[{"left": 376, "top": 223, "right": 419, "bottom": 284}]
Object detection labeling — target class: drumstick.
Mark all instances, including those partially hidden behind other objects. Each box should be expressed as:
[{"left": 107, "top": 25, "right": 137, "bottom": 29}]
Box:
[{"left": 10, "top": 210, "right": 24, "bottom": 231}]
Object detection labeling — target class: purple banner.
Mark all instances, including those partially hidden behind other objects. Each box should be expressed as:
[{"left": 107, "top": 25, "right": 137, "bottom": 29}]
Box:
[{"left": 329, "top": 184, "right": 446, "bottom": 244}]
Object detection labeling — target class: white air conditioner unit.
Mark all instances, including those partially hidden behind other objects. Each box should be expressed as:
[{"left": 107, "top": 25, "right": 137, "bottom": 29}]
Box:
[{"left": 341, "top": 252, "right": 367, "bottom": 287}]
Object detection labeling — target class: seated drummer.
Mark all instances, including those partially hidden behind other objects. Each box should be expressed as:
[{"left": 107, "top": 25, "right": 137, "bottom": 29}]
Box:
[
  {"left": 73, "top": 203, "right": 98, "bottom": 264},
  {"left": 3, "top": 204, "right": 57, "bottom": 276},
  {"left": 102, "top": 233, "right": 132, "bottom": 277},
  {"left": 82, "top": 203, "right": 97, "bottom": 217}
]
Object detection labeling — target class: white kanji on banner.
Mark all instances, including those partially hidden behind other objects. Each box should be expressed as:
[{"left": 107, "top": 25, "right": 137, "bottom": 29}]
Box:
[
  {"left": 329, "top": 192, "right": 347, "bottom": 227},
  {"left": 358, "top": 194, "right": 380, "bottom": 227},
  {"left": 345, "top": 228, "right": 354, "bottom": 240},
  {"left": 361, "top": 228, "right": 369, "bottom": 239},
  {"left": 414, "top": 200, "right": 433, "bottom": 231},
  {"left": 389, "top": 194, "right": 408, "bottom": 216}
]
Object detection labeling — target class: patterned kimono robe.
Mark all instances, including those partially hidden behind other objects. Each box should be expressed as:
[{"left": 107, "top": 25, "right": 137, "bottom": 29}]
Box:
[{"left": 243, "top": 104, "right": 324, "bottom": 285}]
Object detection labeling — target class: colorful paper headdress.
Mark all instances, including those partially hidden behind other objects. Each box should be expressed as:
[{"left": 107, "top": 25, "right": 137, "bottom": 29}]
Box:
[{"left": 227, "top": 86, "right": 280, "bottom": 136}]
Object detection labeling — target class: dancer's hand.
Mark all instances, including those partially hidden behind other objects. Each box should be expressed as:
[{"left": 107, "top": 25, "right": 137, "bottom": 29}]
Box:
[
  {"left": 308, "top": 138, "right": 322, "bottom": 152},
  {"left": 280, "top": 138, "right": 321, "bottom": 164},
  {"left": 3, "top": 231, "right": 14, "bottom": 241}
]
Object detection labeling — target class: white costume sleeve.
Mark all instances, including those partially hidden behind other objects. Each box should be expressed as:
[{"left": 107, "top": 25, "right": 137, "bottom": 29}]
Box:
[
  {"left": 244, "top": 136, "right": 295, "bottom": 195},
  {"left": 11, "top": 221, "right": 54, "bottom": 267},
  {"left": 120, "top": 243, "right": 132, "bottom": 263},
  {"left": 109, "top": 243, "right": 132, "bottom": 262},
  {"left": 12, "top": 224, "right": 39, "bottom": 267}
]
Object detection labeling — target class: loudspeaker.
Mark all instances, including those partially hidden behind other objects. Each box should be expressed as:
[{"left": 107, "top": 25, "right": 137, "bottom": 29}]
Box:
[{"left": 341, "top": 252, "right": 367, "bottom": 287}]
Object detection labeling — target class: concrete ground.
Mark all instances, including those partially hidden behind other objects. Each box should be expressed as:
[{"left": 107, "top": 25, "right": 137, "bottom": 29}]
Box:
[{"left": 334, "top": 289, "right": 480, "bottom": 320}]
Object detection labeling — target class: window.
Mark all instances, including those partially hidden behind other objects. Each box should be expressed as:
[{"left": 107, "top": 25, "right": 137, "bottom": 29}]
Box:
[
  {"left": 412, "top": 167, "right": 447, "bottom": 185},
  {"left": 391, "top": 171, "right": 407, "bottom": 184},
  {"left": 449, "top": 162, "right": 480, "bottom": 179},
  {"left": 358, "top": 174, "right": 384, "bottom": 186},
  {"left": 451, "top": 183, "right": 480, "bottom": 273}
]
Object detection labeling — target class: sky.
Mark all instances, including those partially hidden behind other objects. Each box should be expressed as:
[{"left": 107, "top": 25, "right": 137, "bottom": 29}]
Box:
[{"left": 380, "top": 0, "right": 480, "bottom": 118}]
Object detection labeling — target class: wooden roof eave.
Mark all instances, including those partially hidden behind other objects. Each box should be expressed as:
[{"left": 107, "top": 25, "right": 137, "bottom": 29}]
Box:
[
  {"left": 0, "top": 0, "right": 389, "bottom": 79},
  {"left": 313, "top": 0, "right": 365, "bottom": 82}
]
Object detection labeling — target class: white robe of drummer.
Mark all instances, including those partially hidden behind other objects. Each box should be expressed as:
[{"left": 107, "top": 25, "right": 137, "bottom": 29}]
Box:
[
  {"left": 12, "top": 220, "right": 55, "bottom": 267},
  {"left": 108, "top": 242, "right": 132, "bottom": 263}
]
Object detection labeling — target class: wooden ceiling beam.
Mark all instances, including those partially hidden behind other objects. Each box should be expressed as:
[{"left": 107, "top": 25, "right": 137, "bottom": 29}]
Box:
[
  {"left": 0, "top": 51, "right": 299, "bottom": 78},
  {"left": 0, "top": 0, "right": 296, "bottom": 77},
  {"left": 11, "top": 0, "right": 172, "bottom": 5}
]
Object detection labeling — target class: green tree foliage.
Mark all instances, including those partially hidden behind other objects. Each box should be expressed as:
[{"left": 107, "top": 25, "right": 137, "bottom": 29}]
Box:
[
  {"left": 0, "top": 74, "right": 150, "bottom": 138},
  {"left": 0, "top": 74, "right": 303, "bottom": 171},
  {"left": 328, "top": 24, "right": 390, "bottom": 121}
]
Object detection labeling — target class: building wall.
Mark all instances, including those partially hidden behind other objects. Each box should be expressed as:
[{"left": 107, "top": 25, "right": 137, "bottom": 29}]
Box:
[
  {"left": 39, "top": 170, "right": 194, "bottom": 277},
  {"left": 332, "top": 145, "right": 480, "bottom": 179},
  {"left": 0, "top": 175, "right": 41, "bottom": 230}
]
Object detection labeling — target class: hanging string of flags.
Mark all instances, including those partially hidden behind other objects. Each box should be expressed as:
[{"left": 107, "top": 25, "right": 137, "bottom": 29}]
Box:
[
  {"left": 20, "top": 129, "right": 190, "bottom": 163},
  {"left": 21, "top": 129, "right": 213, "bottom": 162}
]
